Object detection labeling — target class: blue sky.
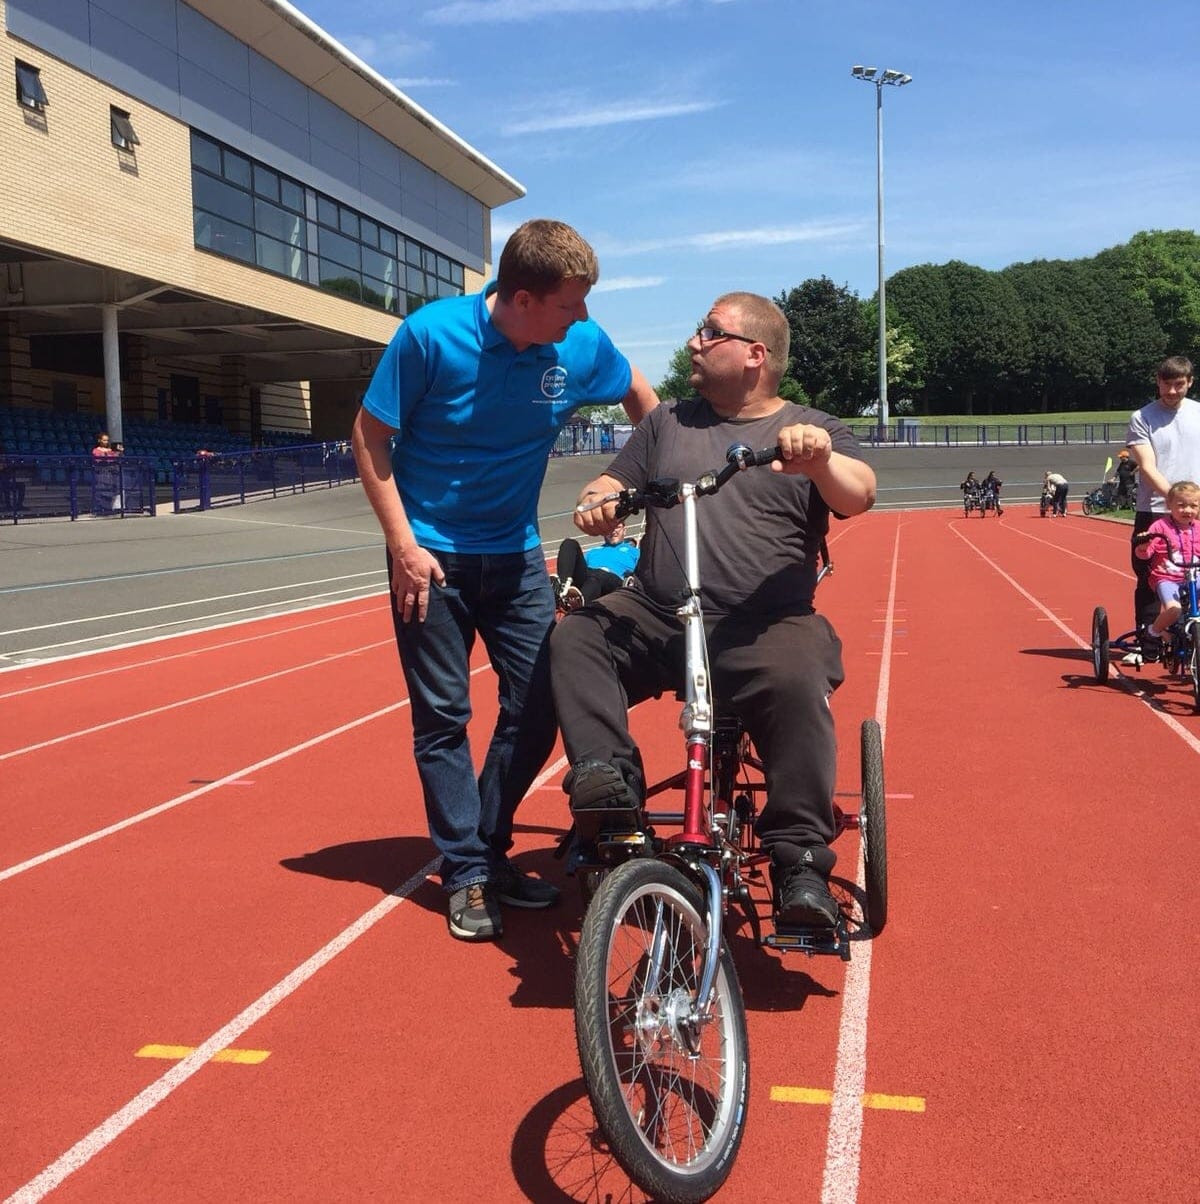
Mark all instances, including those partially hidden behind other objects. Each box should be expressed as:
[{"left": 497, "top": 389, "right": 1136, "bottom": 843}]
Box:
[{"left": 292, "top": 0, "right": 1200, "bottom": 390}]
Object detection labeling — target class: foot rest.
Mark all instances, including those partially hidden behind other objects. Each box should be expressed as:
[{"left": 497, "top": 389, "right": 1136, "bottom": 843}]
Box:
[{"left": 766, "top": 919, "right": 850, "bottom": 961}]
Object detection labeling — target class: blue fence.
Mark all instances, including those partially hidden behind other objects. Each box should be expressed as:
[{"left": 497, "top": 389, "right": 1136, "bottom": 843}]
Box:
[
  {"left": 0, "top": 454, "right": 156, "bottom": 523},
  {"left": 172, "top": 443, "right": 358, "bottom": 512}
]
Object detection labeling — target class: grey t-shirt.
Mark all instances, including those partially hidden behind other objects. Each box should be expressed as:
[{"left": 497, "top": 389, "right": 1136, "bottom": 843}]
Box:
[
  {"left": 605, "top": 397, "right": 865, "bottom": 617},
  {"left": 1127, "top": 396, "right": 1200, "bottom": 512}
]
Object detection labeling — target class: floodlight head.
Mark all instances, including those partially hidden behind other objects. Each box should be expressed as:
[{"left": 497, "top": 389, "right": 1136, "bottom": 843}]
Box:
[
  {"left": 882, "top": 69, "right": 902, "bottom": 80},
  {"left": 899, "top": 73, "right": 913, "bottom": 85},
  {"left": 862, "top": 65, "right": 877, "bottom": 77},
  {"left": 851, "top": 64, "right": 864, "bottom": 75}
]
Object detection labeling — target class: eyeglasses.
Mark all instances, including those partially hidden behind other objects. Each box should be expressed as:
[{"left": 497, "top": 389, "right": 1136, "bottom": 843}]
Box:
[{"left": 695, "top": 324, "right": 772, "bottom": 353}]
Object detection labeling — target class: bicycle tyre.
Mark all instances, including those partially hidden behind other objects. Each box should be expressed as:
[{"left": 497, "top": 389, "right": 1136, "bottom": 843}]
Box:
[
  {"left": 574, "top": 858, "right": 749, "bottom": 1204},
  {"left": 860, "top": 719, "right": 888, "bottom": 935},
  {"left": 1083, "top": 498, "right": 1095, "bottom": 516},
  {"left": 1091, "top": 607, "right": 1110, "bottom": 683},
  {"left": 1191, "top": 634, "right": 1200, "bottom": 712}
]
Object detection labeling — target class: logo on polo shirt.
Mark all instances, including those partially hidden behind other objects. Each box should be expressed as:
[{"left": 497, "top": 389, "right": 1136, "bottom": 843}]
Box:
[{"left": 540, "top": 366, "right": 568, "bottom": 400}]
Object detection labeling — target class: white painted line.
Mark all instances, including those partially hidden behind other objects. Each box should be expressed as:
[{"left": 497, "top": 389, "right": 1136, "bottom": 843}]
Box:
[
  {"left": 9, "top": 585, "right": 381, "bottom": 658},
  {"left": 953, "top": 526, "right": 1200, "bottom": 757},
  {"left": 2, "top": 753, "right": 569, "bottom": 1203},
  {"left": 821, "top": 519, "right": 900, "bottom": 1204},
  {"left": 0, "top": 592, "right": 383, "bottom": 676},
  {"left": 0, "top": 640, "right": 393, "bottom": 761},
  {"left": 0, "top": 665, "right": 487, "bottom": 884},
  {"left": 0, "top": 604, "right": 379, "bottom": 700},
  {"left": 0, "top": 571, "right": 383, "bottom": 637}
]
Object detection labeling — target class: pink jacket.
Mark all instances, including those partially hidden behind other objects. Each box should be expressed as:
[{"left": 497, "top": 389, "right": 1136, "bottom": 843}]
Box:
[{"left": 1136, "top": 517, "right": 1200, "bottom": 587}]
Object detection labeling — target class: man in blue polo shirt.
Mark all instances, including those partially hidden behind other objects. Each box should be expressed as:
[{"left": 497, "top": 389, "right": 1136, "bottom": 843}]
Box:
[{"left": 352, "top": 219, "right": 658, "bottom": 942}]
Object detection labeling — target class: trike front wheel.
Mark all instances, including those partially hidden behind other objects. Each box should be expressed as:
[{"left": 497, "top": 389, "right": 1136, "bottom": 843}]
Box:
[
  {"left": 860, "top": 719, "right": 888, "bottom": 935},
  {"left": 1091, "top": 607, "right": 1110, "bottom": 683},
  {"left": 1190, "top": 632, "right": 1200, "bottom": 711},
  {"left": 574, "top": 858, "right": 749, "bottom": 1204}
]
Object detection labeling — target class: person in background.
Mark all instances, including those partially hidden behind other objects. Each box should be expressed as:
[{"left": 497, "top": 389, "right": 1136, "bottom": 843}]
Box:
[
  {"left": 982, "top": 470, "right": 1003, "bottom": 515},
  {"left": 552, "top": 519, "right": 640, "bottom": 610},
  {"left": 1126, "top": 357, "right": 1200, "bottom": 659},
  {"left": 1130, "top": 480, "right": 1200, "bottom": 658},
  {"left": 1115, "top": 450, "right": 1137, "bottom": 507},
  {"left": 351, "top": 218, "right": 658, "bottom": 943},
  {"left": 1044, "top": 470, "right": 1069, "bottom": 516}
]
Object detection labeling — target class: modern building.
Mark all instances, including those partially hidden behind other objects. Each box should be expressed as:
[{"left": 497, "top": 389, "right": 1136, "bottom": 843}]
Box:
[{"left": 0, "top": 0, "right": 523, "bottom": 445}]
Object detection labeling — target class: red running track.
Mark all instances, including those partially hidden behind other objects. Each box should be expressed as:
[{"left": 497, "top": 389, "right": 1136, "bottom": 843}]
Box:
[{"left": 2, "top": 505, "right": 1198, "bottom": 1203}]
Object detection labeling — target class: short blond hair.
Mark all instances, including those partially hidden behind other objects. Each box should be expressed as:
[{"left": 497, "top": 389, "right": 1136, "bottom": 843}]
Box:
[
  {"left": 712, "top": 292, "right": 790, "bottom": 379},
  {"left": 496, "top": 219, "right": 599, "bottom": 300},
  {"left": 1167, "top": 480, "right": 1200, "bottom": 502}
]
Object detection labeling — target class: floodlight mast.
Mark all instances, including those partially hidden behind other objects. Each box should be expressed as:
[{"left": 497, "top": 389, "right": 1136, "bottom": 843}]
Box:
[{"left": 851, "top": 65, "right": 912, "bottom": 441}]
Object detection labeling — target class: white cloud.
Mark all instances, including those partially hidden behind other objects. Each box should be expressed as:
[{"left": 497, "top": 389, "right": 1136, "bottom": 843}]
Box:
[
  {"left": 502, "top": 99, "right": 718, "bottom": 136},
  {"left": 337, "top": 31, "right": 428, "bottom": 69},
  {"left": 427, "top": 0, "right": 687, "bottom": 25},
  {"left": 599, "top": 222, "right": 866, "bottom": 256},
  {"left": 390, "top": 77, "right": 457, "bottom": 88},
  {"left": 591, "top": 275, "right": 666, "bottom": 293}
]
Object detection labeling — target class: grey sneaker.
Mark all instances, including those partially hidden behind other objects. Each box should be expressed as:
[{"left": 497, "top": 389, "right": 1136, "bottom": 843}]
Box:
[
  {"left": 493, "top": 861, "right": 561, "bottom": 909},
  {"left": 448, "top": 883, "right": 502, "bottom": 941}
]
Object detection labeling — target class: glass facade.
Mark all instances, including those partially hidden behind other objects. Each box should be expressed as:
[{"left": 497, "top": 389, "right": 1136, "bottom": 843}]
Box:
[{"left": 190, "top": 131, "right": 466, "bottom": 316}]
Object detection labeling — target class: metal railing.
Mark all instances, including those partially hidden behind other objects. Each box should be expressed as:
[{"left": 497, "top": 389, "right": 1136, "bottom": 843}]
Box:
[
  {"left": 172, "top": 443, "right": 358, "bottom": 512},
  {"left": 847, "top": 421, "right": 1131, "bottom": 446},
  {"left": 0, "top": 454, "right": 156, "bottom": 523}
]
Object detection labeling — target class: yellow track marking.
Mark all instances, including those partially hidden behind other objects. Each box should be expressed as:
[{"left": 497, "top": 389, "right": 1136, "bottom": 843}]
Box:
[
  {"left": 771, "top": 1085, "right": 925, "bottom": 1112},
  {"left": 136, "top": 1044, "right": 270, "bottom": 1064}
]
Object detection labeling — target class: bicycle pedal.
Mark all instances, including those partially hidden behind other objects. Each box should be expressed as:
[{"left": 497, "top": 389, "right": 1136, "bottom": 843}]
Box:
[{"left": 766, "top": 918, "right": 850, "bottom": 961}]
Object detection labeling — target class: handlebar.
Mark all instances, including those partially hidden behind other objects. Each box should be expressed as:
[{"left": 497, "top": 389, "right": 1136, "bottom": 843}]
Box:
[{"left": 575, "top": 443, "right": 781, "bottom": 518}]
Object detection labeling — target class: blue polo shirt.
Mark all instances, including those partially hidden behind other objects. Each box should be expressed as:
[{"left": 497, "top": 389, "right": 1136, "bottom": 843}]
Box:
[{"left": 363, "top": 284, "right": 632, "bottom": 553}]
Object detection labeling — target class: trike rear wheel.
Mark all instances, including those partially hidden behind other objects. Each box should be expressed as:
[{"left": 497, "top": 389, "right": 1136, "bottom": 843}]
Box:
[
  {"left": 1091, "top": 607, "right": 1110, "bottom": 683},
  {"left": 860, "top": 719, "right": 888, "bottom": 935},
  {"left": 1190, "top": 632, "right": 1200, "bottom": 711},
  {"left": 574, "top": 858, "right": 749, "bottom": 1204}
]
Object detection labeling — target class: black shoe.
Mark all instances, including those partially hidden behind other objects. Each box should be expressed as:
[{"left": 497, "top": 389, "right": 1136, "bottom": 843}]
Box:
[
  {"left": 774, "top": 865, "right": 839, "bottom": 929},
  {"left": 564, "top": 759, "right": 641, "bottom": 842},
  {"left": 1141, "top": 635, "right": 1163, "bottom": 664},
  {"left": 493, "top": 860, "right": 560, "bottom": 909}
]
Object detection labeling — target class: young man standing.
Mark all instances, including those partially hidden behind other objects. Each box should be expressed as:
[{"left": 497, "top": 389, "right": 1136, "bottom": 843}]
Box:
[
  {"left": 352, "top": 219, "right": 657, "bottom": 941},
  {"left": 1126, "top": 356, "right": 1200, "bottom": 660}
]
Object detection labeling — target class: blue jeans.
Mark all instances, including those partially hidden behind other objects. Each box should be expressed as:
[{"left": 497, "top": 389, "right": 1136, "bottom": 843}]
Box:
[{"left": 389, "top": 547, "right": 558, "bottom": 893}]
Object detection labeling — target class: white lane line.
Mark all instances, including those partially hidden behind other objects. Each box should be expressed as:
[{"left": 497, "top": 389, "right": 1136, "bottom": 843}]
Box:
[
  {"left": 0, "top": 592, "right": 384, "bottom": 676},
  {"left": 2, "top": 752, "right": 568, "bottom": 1204},
  {"left": 0, "top": 571, "right": 382, "bottom": 636},
  {"left": 0, "top": 605, "right": 379, "bottom": 701},
  {"left": 0, "top": 665, "right": 484, "bottom": 884},
  {"left": 821, "top": 519, "right": 901, "bottom": 1204},
  {"left": 0, "top": 639, "right": 393, "bottom": 761},
  {"left": 9, "top": 585, "right": 380, "bottom": 658},
  {"left": 0, "top": 543, "right": 383, "bottom": 595},
  {"left": 952, "top": 526, "right": 1200, "bottom": 756}
]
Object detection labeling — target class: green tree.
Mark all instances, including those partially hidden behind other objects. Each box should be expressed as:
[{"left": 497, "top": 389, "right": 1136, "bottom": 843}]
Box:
[
  {"left": 1001, "top": 260, "right": 1105, "bottom": 411},
  {"left": 776, "top": 277, "right": 874, "bottom": 415},
  {"left": 657, "top": 345, "right": 694, "bottom": 400}
]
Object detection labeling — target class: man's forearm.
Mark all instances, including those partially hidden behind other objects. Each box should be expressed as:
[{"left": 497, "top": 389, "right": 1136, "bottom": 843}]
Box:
[
  {"left": 808, "top": 454, "right": 877, "bottom": 516},
  {"left": 352, "top": 407, "right": 418, "bottom": 553}
]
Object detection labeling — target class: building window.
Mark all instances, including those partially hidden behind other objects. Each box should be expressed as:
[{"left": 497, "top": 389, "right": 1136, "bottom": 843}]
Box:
[
  {"left": 15, "top": 62, "right": 48, "bottom": 112},
  {"left": 188, "top": 129, "right": 465, "bottom": 315},
  {"left": 110, "top": 107, "right": 139, "bottom": 150}
]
